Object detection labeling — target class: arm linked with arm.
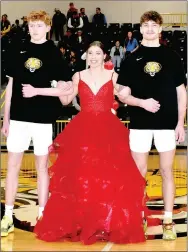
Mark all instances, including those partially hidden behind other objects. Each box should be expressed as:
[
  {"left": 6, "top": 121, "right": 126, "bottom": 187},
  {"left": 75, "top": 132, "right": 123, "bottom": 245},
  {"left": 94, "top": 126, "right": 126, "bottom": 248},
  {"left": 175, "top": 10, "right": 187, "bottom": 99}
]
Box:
[{"left": 59, "top": 72, "right": 79, "bottom": 105}]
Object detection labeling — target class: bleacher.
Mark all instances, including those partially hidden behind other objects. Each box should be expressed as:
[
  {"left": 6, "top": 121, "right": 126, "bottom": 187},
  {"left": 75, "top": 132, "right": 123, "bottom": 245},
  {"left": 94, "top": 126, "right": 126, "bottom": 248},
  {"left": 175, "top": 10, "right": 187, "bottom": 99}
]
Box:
[
  {"left": 1, "top": 21, "right": 187, "bottom": 143},
  {"left": 1, "top": 22, "right": 187, "bottom": 79}
]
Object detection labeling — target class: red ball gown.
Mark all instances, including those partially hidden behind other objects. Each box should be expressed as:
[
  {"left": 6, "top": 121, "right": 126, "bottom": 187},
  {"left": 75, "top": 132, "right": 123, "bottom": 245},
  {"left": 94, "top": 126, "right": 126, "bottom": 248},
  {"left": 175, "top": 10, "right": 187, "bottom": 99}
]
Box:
[{"left": 34, "top": 76, "right": 146, "bottom": 245}]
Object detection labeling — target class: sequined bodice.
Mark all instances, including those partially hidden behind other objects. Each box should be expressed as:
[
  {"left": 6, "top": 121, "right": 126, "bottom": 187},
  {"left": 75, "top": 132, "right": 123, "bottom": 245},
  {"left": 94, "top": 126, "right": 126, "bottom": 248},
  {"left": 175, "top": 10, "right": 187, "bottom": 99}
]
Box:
[{"left": 78, "top": 80, "right": 114, "bottom": 113}]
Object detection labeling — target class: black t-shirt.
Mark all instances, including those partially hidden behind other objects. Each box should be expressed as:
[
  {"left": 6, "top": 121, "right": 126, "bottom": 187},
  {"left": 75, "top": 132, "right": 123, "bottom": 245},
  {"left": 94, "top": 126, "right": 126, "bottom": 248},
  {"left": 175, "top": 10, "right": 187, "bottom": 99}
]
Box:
[
  {"left": 7, "top": 40, "right": 69, "bottom": 124},
  {"left": 117, "top": 45, "right": 186, "bottom": 129},
  {"left": 114, "top": 47, "right": 120, "bottom": 56}
]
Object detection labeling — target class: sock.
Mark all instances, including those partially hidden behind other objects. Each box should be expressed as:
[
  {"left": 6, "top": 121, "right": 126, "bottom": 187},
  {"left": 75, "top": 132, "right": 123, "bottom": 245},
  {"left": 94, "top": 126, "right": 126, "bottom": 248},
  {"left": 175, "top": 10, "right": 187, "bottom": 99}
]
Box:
[
  {"left": 164, "top": 211, "right": 172, "bottom": 221},
  {"left": 5, "top": 205, "right": 14, "bottom": 221},
  {"left": 38, "top": 207, "right": 44, "bottom": 218}
]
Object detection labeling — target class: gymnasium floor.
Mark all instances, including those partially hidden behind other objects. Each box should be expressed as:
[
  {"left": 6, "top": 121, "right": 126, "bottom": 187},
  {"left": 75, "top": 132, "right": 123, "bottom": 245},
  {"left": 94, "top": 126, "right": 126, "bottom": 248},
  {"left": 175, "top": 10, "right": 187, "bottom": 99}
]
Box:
[{"left": 1, "top": 149, "right": 187, "bottom": 251}]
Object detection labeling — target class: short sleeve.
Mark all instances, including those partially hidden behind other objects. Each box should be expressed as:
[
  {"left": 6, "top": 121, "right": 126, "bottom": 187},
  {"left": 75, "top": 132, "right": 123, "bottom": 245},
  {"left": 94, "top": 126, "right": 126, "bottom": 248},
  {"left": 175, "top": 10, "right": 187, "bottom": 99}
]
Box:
[
  {"left": 134, "top": 38, "right": 138, "bottom": 47},
  {"left": 172, "top": 51, "right": 186, "bottom": 87},
  {"left": 4, "top": 43, "right": 17, "bottom": 78},
  {"left": 117, "top": 57, "right": 134, "bottom": 88}
]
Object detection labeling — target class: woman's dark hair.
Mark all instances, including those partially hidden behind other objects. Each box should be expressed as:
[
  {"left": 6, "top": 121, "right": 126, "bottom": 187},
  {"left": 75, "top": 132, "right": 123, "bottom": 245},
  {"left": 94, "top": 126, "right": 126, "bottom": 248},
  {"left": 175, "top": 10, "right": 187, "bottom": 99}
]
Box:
[
  {"left": 124, "top": 31, "right": 134, "bottom": 47},
  {"left": 87, "top": 41, "right": 106, "bottom": 54}
]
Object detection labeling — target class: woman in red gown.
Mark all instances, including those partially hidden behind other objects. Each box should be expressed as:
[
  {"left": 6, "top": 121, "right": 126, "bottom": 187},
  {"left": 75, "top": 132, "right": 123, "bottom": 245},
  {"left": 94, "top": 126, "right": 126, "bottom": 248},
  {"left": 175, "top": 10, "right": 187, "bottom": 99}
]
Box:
[{"left": 34, "top": 41, "right": 146, "bottom": 245}]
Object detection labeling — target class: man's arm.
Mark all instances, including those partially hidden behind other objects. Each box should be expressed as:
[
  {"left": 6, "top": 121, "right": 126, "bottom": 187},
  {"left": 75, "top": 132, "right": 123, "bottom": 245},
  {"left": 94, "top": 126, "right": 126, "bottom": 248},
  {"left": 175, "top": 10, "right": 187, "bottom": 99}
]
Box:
[
  {"left": 1, "top": 77, "right": 13, "bottom": 136},
  {"left": 77, "top": 17, "right": 83, "bottom": 28},
  {"left": 115, "top": 83, "right": 161, "bottom": 114},
  {"left": 176, "top": 84, "right": 187, "bottom": 126},
  {"left": 3, "top": 77, "right": 13, "bottom": 122},
  {"left": 115, "top": 57, "right": 160, "bottom": 113},
  {"left": 174, "top": 84, "right": 187, "bottom": 143},
  {"left": 68, "top": 18, "right": 73, "bottom": 28},
  {"left": 103, "top": 15, "right": 107, "bottom": 24},
  {"left": 123, "top": 94, "right": 160, "bottom": 113},
  {"left": 22, "top": 82, "right": 74, "bottom": 98}
]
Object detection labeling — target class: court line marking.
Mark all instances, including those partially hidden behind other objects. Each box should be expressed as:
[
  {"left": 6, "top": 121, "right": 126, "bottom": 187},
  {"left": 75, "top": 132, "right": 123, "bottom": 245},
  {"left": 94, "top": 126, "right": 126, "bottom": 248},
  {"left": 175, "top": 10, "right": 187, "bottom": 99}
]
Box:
[{"left": 101, "top": 242, "right": 114, "bottom": 251}]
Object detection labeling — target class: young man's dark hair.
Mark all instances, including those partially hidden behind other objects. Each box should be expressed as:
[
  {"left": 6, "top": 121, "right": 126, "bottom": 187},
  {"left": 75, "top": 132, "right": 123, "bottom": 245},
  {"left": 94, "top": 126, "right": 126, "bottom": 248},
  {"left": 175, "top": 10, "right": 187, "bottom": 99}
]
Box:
[{"left": 140, "top": 10, "right": 163, "bottom": 25}]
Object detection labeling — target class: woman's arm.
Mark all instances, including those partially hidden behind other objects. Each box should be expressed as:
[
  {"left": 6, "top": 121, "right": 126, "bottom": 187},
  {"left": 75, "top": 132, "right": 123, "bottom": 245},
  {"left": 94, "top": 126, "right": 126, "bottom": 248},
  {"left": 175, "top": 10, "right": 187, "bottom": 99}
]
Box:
[
  {"left": 110, "top": 47, "right": 114, "bottom": 58},
  {"left": 59, "top": 72, "right": 79, "bottom": 105},
  {"left": 112, "top": 72, "right": 131, "bottom": 101},
  {"left": 120, "top": 47, "right": 124, "bottom": 59}
]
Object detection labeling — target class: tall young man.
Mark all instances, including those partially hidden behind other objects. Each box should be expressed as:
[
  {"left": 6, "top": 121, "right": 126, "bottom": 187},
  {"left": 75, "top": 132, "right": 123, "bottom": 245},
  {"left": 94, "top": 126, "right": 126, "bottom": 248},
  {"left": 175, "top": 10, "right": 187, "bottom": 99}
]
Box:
[
  {"left": 117, "top": 11, "right": 187, "bottom": 240},
  {"left": 1, "top": 10, "right": 73, "bottom": 237}
]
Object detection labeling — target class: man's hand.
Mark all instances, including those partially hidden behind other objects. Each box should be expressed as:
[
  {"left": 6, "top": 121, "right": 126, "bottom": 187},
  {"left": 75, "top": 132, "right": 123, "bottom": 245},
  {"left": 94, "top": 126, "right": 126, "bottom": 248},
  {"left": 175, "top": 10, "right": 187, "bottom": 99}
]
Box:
[
  {"left": 57, "top": 81, "right": 74, "bottom": 95},
  {"left": 57, "top": 81, "right": 72, "bottom": 91},
  {"left": 1, "top": 120, "right": 9, "bottom": 137},
  {"left": 140, "top": 98, "right": 160, "bottom": 113},
  {"left": 175, "top": 122, "right": 185, "bottom": 143},
  {"left": 22, "top": 84, "right": 38, "bottom": 98}
]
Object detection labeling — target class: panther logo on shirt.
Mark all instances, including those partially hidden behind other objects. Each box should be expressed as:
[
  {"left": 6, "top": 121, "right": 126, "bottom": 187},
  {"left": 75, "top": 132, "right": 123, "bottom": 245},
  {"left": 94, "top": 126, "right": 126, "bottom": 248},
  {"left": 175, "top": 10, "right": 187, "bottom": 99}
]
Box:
[
  {"left": 25, "top": 58, "right": 42, "bottom": 72},
  {"left": 144, "top": 62, "right": 162, "bottom": 77}
]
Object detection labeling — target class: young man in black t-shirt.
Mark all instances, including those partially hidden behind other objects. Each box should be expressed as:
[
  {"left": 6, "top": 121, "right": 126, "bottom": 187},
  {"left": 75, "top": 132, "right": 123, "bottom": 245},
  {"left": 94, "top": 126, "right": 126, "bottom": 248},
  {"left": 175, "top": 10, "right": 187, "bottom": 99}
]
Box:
[
  {"left": 117, "top": 11, "right": 187, "bottom": 240},
  {"left": 1, "top": 10, "right": 73, "bottom": 237}
]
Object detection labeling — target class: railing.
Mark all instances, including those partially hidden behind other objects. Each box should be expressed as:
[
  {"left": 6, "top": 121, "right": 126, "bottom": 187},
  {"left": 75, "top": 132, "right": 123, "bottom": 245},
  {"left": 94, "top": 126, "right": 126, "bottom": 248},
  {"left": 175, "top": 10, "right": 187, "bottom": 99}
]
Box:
[
  {"left": 161, "top": 13, "right": 187, "bottom": 27},
  {"left": 1, "top": 118, "right": 187, "bottom": 148},
  {"left": 1, "top": 89, "right": 6, "bottom": 109},
  {"left": 0, "top": 120, "right": 130, "bottom": 147}
]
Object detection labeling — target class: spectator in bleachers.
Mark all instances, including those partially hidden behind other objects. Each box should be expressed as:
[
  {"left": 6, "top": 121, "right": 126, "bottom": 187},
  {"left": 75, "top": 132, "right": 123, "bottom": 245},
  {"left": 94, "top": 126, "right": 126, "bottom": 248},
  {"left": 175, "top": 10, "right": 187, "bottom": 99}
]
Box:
[
  {"left": 1, "top": 14, "right": 11, "bottom": 37},
  {"left": 58, "top": 41, "right": 68, "bottom": 62},
  {"left": 110, "top": 40, "right": 124, "bottom": 68},
  {"left": 124, "top": 31, "right": 139, "bottom": 56},
  {"left": 79, "top": 8, "right": 89, "bottom": 31},
  {"left": 11, "top": 19, "right": 20, "bottom": 28},
  {"left": 68, "top": 56, "right": 77, "bottom": 74},
  {"left": 51, "top": 8, "right": 66, "bottom": 41},
  {"left": 10, "top": 19, "right": 22, "bottom": 38},
  {"left": 21, "top": 16, "right": 29, "bottom": 37},
  {"left": 159, "top": 32, "right": 167, "bottom": 46},
  {"left": 92, "top": 8, "right": 107, "bottom": 25},
  {"left": 67, "top": 2, "right": 78, "bottom": 20},
  {"left": 72, "top": 30, "right": 88, "bottom": 50},
  {"left": 62, "top": 30, "right": 73, "bottom": 48},
  {"left": 68, "top": 10, "right": 83, "bottom": 34},
  {"left": 69, "top": 50, "right": 77, "bottom": 60}
]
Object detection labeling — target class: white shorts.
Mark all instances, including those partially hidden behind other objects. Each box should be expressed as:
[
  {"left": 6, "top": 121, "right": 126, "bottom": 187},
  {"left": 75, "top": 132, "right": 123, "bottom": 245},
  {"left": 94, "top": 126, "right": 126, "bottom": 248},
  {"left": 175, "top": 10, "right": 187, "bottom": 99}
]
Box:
[
  {"left": 129, "top": 129, "right": 176, "bottom": 153},
  {"left": 7, "top": 120, "right": 53, "bottom": 156}
]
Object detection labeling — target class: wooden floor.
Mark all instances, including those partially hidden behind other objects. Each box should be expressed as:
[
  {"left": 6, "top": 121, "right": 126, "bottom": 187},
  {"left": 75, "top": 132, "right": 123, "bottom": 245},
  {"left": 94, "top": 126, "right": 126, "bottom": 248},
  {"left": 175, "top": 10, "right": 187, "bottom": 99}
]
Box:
[
  {"left": 1, "top": 229, "right": 186, "bottom": 251},
  {"left": 1, "top": 150, "right": 187, "bottom": 251}
]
